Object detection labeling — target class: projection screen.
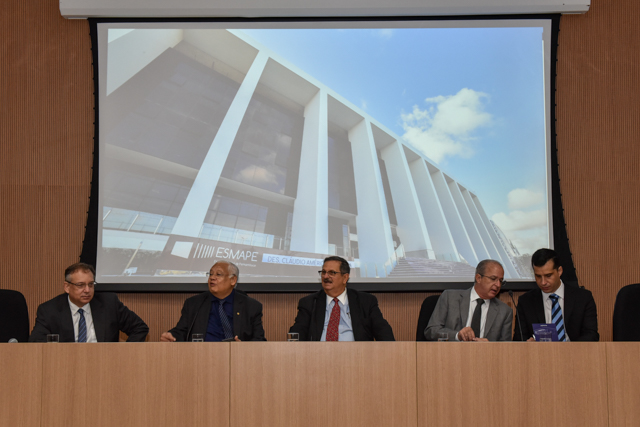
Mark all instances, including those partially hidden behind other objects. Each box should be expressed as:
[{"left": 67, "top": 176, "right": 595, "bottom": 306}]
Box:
[{"left": 89, "top": 17, "right": 557, "bottom": 291}]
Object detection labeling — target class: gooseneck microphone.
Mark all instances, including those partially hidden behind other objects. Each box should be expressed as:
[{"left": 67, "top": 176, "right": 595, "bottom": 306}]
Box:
[
  {"left": 309, "top": 294, "right": 318, "bottom": 341},
  {"left": 508, "top": 290, "right": 525, "bottom": 341}
]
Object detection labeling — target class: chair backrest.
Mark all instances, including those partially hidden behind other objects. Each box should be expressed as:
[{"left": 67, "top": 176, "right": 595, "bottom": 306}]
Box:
[
  {"left": 613, "top": 283, "right": 640, "bottom": 341},
  {"left": 0, "top": 289, "right": 30, "bottom": 343},
  {"left": 416, "top": 295, "right": 440, "bottom": 341}
]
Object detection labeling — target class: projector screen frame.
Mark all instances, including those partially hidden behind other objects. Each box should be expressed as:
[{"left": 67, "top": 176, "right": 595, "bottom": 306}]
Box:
[{"left": 81, "top": 14, "right": 572, "bottom": 293}]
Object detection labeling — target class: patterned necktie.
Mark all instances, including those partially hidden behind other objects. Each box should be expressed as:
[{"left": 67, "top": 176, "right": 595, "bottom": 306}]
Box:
[
  {"left": 218, "top": 301, "right": 234, "bottom": 340},
  {"left": 326, "top": 298, "right": 340, "bottom": 341},
  {"left": 549, "top": 294, "right": 566, "bottom": 341},
  {"left": 78, "top": 308, "right": 87, "bottom": 343},
  {"left": 470, "top": 298, "right": 484, "bottom": 338}
]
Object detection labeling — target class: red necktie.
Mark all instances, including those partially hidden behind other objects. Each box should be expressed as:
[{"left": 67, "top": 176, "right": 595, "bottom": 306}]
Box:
[{"left": 326, "top": 298, "right": 340, "bottom": 341}]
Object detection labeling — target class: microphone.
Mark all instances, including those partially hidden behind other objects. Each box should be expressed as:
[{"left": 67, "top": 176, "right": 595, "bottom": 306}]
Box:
[
  {"left": 508, "top": 290, "right": 525, "bottom": 341},
  {"left": 8, "top": 338, "right": 18, "bottom": 343},
  {"left": 185, "top": 297, "right": 207, "bottom": 342}
]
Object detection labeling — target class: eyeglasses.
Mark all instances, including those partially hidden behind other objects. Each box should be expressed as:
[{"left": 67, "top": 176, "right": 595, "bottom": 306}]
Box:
[
  {"left": 318, "top": 270, "right": 343, "bottom": 277},
  {"left": 479, "top": 275, "right": 506, "bottom": 286},
  {"left": 206, "top": 272, "right": 231, "bottom": 278},
  {"left": 66, "top": 281, "right": 97, "bottom": 290}
]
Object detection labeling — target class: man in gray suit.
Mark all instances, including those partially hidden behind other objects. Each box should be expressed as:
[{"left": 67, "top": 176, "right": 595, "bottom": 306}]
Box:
[{"left": 425, "top": 259, "right": 512, "bottom": 341}]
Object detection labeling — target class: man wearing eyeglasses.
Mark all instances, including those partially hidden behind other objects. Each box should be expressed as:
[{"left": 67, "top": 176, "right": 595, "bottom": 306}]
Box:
[
  {"left": 425, "top": 259, "right": 512, "bottom": 341},
  {"left": 29, "top": 262, "right": 149, "bottom": 342},
  {"left": 513, "top": 248, "right": 598, "bottom": 342},
  {"left": 160, "top": 261, "right": 265, "bottom": 342},
  {"left": 288, "top": 256, "right": 394, "bottom": 341}
]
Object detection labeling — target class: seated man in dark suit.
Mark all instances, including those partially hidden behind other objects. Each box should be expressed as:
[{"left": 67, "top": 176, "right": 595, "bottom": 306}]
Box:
[
  {"left": 29, "top": 263, "right": 148, "bottom": 342},
  {"left": 425, "top": 259, "right": 512, "bottom": 341},
  {"left": 513, "top": 248, "right": 599, "bottom": 341},
  {"left": 161, "top": 261, "right": 265, "bottom": 342},
  {"left": 289, "top": 256, "right": 394, "bottom": 341}
]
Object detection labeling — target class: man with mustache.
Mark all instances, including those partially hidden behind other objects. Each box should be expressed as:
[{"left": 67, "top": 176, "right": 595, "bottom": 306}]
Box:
[
  {"left": 425, "top": 259, "right": 512, "bottom": 341},
  {"left": 289, "top": 256, "right": 394, "bottom": 341}
]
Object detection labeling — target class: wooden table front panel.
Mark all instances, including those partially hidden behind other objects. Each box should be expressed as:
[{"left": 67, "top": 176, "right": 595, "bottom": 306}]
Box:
[
  {"left": 40, "top": 343, "right": 230, "bottom": 427},
  {"left": 417, "top": 342, "right": 608, "bottom": 427},
  {"left": 606, "top": 342, "right": 640, "bottom": 427},
  {"left": 0, "top": 344, "right": 43, "bottom": 427},
  {"left": 230, "top": 342, "right": 418, "bottom": 427}
]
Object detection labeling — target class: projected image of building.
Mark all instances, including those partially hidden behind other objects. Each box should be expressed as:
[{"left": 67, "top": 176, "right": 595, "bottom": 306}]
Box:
[{"left": 99, "top": 28, "right": 524, "bottom": 281}]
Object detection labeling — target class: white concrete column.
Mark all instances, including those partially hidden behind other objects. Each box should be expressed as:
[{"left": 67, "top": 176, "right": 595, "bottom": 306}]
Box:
[
  {"left": 470, "top": 194, "right": 520, "bottom": 278},
  {"left": 289, "top": 89, "right": 329, "bottom": 254},
  {"left": 448, "top": 180, "right": 491, "bottom": 262},
  {"left": 409, "top": 159, "right": 459, "bottom": 262},
  {"left": 171, "top": 51, "right": 269, "bottom": 237},
  {"left": 380, "top": 141, "right": 433, "bottom": 258},
  {"left": 461, "top": 188, "right": 503, "bottom": 264},
  {"left": 430, "top": 170, "right": 478, "bottom": 265},
  {"left": 348, "top": 119, "right": 395, "bottom": 277}
]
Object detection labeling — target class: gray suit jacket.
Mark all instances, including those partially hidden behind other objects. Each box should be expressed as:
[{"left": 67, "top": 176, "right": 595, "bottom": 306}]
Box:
[{"left": 425, "top": 288, "right": 513, "bottom": 341}]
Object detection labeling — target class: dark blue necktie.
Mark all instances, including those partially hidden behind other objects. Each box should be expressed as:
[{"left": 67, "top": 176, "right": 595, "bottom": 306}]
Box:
[
  {"left": 218, "top": 301, "right": 233, "bottom": 340},
  {"left": 78, "top": 308, "right": 87, "bottom": 343},
  {"left": 549, "top": 294, "right": 566, "bottom": 342}
]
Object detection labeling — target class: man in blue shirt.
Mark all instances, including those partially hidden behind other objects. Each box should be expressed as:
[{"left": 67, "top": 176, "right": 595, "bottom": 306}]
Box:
[
  {"left": 161, "top": 261, "right": 266, "bottom": 342},
  {"left": 289, "top": 256, "right": 394, "bottom": 341}
]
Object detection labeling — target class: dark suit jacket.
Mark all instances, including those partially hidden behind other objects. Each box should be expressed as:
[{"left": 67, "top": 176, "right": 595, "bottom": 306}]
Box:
[
  {"left": 425, "top": 288, "right": 513, "bottom": 341},
  {"left": 169, "top": 290, "right": 266, "bottom": 341},
  {"left": 513, "top": 284, "right": 599, "bottom": 341},
  {"left": 29, "top": 293, "right": 149, "bottom": 342},
  {"left": 289, "top": 289, "right": 395, "bottom": 341}
]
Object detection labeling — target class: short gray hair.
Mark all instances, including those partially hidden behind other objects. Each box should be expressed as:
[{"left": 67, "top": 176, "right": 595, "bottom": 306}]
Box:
[
  {"left": 213, "top": 261, "right": 239, "bottom": 278},
  {"left": 475, "top": 259, "right": 503, "bottom": 276}
]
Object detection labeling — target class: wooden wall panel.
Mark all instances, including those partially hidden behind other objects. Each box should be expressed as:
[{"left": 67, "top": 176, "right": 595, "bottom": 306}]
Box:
[
  {"left": 2, "top": 0, "right": 639, "bottom": 343},
  {"left": 556, "top": 0, "right": 640, "bottom": 341}
]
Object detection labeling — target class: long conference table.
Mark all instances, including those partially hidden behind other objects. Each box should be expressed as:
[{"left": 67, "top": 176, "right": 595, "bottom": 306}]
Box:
[{"left": 1, "top": 342, "right": 638, "bottom": 427}]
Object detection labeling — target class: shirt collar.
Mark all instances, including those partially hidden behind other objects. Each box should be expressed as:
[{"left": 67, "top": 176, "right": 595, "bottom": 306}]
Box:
[
  {"left": 470, "top": 286, "right": 489, "bottom": 304},
  {"left": 68, "top": 296, "right": 92, "bottom": 315},
  {"left": 211, "top": 288, "right": 236, "bottom": 304},
  {"left": 325, "top": 288, "right": 348, "bottom": 306},
  {"left": 542, "top": 281, "right": 565, "bottom": 300}
]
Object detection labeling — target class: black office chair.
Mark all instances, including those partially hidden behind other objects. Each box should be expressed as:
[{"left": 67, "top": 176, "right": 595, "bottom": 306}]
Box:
[
  {"left": 0, "top": 289, "right": 30, "bottom": 343},
  {"left": 613, "top": 283, "right": 640, "bottom": 341},
  {"left": 416, "top": 295, "right": 440, "bottom": 341}
]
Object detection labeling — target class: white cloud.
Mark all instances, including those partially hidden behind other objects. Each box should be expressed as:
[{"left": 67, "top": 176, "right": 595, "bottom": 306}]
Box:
[
  {"left": 401, "top": 88, "right": 492, "bottom": 163},
  {"left": 492, "top": 209, "right": 549, "bottom": 254},
  {"left": 377, "top": 29, "right": 394, "bottom": 39},
  {"left": 507, "top": 188, "right": 545, "bottom": 210}
]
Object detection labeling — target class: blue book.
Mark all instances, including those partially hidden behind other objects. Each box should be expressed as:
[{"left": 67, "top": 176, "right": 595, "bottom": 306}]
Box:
[{"left": 532, "top": 323, "right": 559, "bottom": 341}]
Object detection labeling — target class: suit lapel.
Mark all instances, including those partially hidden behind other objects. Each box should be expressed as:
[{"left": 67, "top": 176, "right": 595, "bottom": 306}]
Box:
[
  {"left": 314, "top": 291, "right": 326, "bottom": 341},
  {"left": 460, "top": 289, "right": 472, "bottom": 327},
  {"left": 233, "top": 291, "right": 245, "bottom": 337},
  {"left": 347, "top": 289, "right": 364, "bottom": 341},
  {"left": 533, "top": 290, "right": 546, "bottom": 323},
  {"left": 193, "top": 294, "right": 211, "bottom": 338},
  {"left": 484, "top": 299, "right": 499, "bottom": 336},
  {"left": 58, "top": 295, "right": 76, "bottom": 342},
  {"left": 90, "top": 295, "right": 105, "bottom": 342},
  {"left": 563, "top": 285, "right": 576, "bottom": 327}
]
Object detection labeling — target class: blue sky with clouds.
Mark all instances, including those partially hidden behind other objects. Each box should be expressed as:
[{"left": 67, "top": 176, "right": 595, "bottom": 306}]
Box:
[{"left": 242, "top": 24, "right": 550, "bottom": 253}]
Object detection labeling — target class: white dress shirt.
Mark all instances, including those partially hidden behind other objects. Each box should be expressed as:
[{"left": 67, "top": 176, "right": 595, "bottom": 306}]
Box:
[
  {"left": 68, "top": 297, "right": 98, "bottom": 343},
  {"left": 541, "top": 281, "right": 570, "bottom": 341},
  {"left": 320, "top": 289, "right": 355, "bottom": 341},
  {"left": 457, "top": 287, "right": 490, "bottom": 341}
]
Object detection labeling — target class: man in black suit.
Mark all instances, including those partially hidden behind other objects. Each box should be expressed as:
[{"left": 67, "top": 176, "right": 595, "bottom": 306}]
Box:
[
  {"left": 289, "top": 256, "right": 394, "bottom": 341},
  {"left": 29, "top": 263, "right": 148, "bottom": 342},
  {"left": 513, "top": 248, "right": 599, "bottom": 341},
  {"left": 161, "top": 261, "right": 265, "bottom": 342}
]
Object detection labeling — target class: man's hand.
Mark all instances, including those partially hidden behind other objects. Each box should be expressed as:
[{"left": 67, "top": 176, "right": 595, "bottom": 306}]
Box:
[
  {"left": 160, "top": 332, "right": 176, "bottom": 342},
  {"left": 473, "top": 338, "right": 489, "bottom": 342},
  {"left": 234, "top": 336, "right": 241, "bottom": 342},
  {"left": 526, "top": 337, "right": 535, "bottom": 342},
  {"left": 457, "top": 327, "right": 476, "bottom": 342}
]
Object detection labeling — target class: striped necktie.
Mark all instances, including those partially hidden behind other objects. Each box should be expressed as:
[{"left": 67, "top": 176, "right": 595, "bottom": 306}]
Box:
[
  {"left": 549, "top": 294, "right": 566, "bottom": 342},
  {"left": 78, "top": 308, "right": 87, "bottom": 343}
]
